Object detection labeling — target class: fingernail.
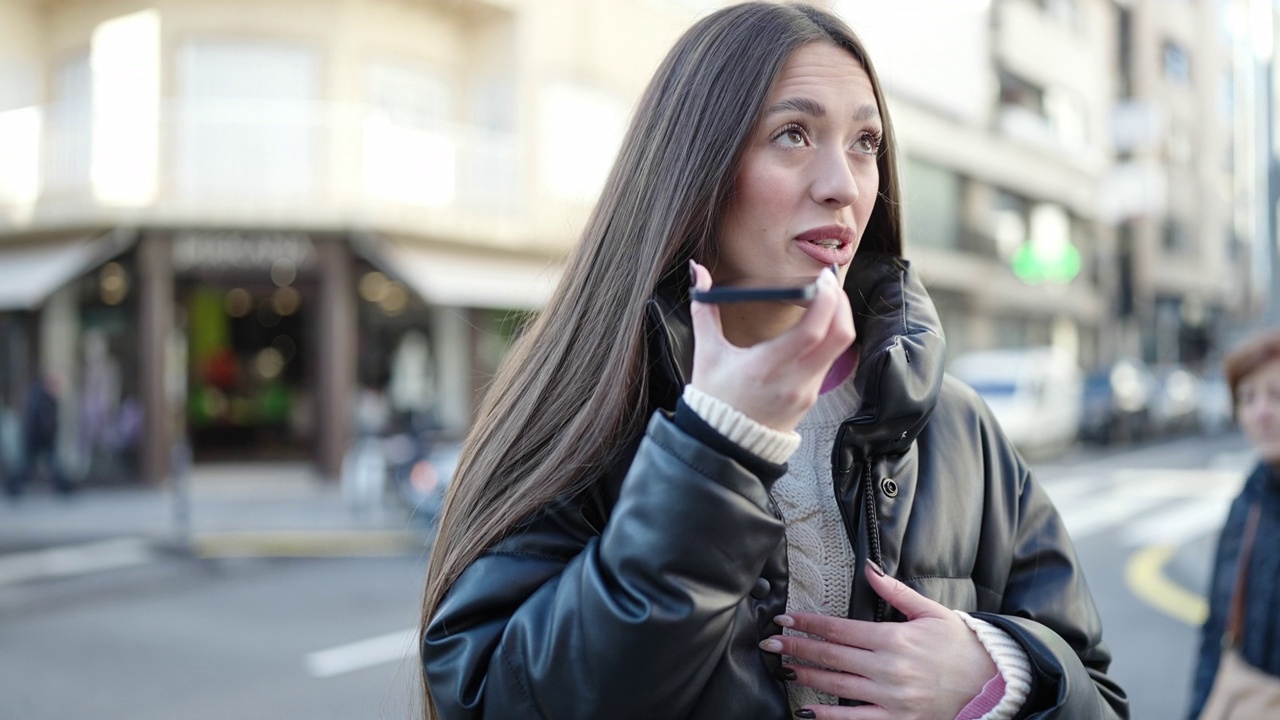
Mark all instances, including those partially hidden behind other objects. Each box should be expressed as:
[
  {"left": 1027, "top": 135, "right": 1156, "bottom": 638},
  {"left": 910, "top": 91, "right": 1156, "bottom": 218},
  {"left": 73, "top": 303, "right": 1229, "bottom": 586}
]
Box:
[
  {"left": 773, "top": 614, "right": 794, "bottom": 628},
  {"left": 775, "top": 666, "right": 797, "bottom": 682},
  {"left": 868, "top": 560, "right": 886, "bottom": 576},
  {"left": 688, "top": 259, "right": 697, "bottom": 287},
  {"left": 758, "top": 637, "right": 782, "bottom": 653},
  {"left": 795, "top": 710, "right": 817, "bottom": 719}
]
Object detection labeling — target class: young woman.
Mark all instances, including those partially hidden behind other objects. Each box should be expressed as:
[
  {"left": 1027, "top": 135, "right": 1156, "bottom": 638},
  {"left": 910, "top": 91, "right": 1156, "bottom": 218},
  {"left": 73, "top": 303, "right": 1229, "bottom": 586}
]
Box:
[
  {"left": 420, "top": 3, "right": 1128, "bottom": 718},
  {"left": 1188, "top": 329, "right": 1280, "bottom": 718}
]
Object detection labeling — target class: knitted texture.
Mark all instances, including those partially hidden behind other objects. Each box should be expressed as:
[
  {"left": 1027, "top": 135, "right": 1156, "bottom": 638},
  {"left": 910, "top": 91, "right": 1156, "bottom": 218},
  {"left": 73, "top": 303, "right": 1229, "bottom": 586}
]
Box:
[
  {"left": 955, "top": 612, "right": 1033, "bottom": 719},
  {"left": 681, "top": 385, "right": 801, "bottom": 463},
  {"left": 770, "top": 372, "right": 862, "bottom": 710}
]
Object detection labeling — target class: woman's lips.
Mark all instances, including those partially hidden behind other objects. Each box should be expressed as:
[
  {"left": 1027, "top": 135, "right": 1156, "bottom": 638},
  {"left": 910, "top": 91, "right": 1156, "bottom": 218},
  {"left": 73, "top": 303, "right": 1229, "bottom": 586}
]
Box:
[{"left": 794, "top": 225, "right": 855, "bottom": 266}]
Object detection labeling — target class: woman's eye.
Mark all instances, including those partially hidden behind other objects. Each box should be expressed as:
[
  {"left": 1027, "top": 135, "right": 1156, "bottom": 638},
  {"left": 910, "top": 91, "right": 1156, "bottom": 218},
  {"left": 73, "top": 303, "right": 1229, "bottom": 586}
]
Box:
[
  {"left": 773, "top": 125, "right": 807, "bottom": 146},
  {"left": 854, "top": 132, "right": 881, "bottom": 155}
]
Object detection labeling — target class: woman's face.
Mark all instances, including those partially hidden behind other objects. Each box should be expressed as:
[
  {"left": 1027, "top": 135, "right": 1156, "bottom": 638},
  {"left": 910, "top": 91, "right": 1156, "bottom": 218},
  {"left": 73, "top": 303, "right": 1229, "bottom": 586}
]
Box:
[
  {"left": 1237, "top": 357, "right": 1280, "bottom": 463},
  {"left": 715, "top": 42, "right": 882, "bottom": 287}
]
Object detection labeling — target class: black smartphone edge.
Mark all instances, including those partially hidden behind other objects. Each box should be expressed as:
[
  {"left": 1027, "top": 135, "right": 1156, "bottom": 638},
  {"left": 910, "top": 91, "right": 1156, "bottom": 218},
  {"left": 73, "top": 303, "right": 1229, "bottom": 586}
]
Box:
[{"left": 690, "top": 283, "right": 817, "bottom": 304}]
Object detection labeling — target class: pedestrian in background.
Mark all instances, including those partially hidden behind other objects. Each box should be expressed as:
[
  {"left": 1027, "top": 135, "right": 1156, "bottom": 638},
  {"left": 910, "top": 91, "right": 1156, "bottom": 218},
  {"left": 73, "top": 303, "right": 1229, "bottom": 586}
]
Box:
[
  {"left": 1188, "top": 329, "right": 1280, "bottom": 718},
  {"left": 419, "top": 3, "right": 1127, "bottom": 718},
  {"left": 5, "top": 373, "right": 72, "bottom": 499}
]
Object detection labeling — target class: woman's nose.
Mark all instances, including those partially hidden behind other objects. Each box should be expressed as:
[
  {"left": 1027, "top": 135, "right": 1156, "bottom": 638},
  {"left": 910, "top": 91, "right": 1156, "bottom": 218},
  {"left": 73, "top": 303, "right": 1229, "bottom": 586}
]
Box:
[{"left": 811, "top": 150, "right": 859, "bottom": 208}]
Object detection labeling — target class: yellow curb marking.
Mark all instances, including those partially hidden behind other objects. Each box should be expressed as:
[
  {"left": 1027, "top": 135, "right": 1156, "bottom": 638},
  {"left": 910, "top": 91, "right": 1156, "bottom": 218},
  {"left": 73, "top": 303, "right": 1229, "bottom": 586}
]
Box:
[
  {"left": 1125, "top": 543, "right": 1208, "bottom": 627},
  {"left": 191, "top": 531, "right": 422, "bottom": 558}
]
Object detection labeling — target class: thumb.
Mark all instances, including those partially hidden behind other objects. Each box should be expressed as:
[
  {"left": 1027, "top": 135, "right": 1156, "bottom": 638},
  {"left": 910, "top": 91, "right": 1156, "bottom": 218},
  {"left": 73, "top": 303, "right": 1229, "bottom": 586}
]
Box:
[{"left": 864, "top": 561, "right": 946, "bottom": 621}]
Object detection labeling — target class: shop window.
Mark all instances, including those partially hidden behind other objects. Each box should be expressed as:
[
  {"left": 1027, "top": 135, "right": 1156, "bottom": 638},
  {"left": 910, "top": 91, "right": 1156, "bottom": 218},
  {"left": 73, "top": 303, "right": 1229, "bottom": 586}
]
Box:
[
  {"left": 74, "top": 254, "right": 143, "bottom": 482},
  {"left": 185, "top": 281, "right": 312, "bottom": 460},
  {"left": 355, "top": 265, "right": 439, "bottom": 435}
]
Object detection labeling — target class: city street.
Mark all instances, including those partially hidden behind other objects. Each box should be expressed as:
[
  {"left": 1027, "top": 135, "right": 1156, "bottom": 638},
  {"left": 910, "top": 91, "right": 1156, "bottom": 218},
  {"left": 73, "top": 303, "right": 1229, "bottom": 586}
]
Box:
[{"left": 0, "top": 430, "right": 1254, "bottom": 720}]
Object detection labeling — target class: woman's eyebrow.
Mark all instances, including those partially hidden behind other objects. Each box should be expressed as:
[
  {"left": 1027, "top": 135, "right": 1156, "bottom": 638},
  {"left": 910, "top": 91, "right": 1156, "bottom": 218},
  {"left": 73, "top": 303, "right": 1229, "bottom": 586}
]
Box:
[
  {"left": 764, "top": 97, "right": 881, "bottom": 124},
  {"left": 765, "top": 96, "right": 825, "bottom": 117}
]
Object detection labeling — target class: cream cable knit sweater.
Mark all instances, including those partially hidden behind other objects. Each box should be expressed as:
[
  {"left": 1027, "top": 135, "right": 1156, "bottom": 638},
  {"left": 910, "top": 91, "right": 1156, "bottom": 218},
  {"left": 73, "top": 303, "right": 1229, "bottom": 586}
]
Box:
[{"left": 682, "top": 382, "right": 1031, "bottom": 718}]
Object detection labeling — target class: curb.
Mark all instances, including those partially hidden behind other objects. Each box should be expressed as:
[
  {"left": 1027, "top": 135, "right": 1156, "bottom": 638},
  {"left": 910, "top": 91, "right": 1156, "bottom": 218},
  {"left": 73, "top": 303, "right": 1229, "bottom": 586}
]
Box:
[{"left": 185, "top": 530, "right": 427, "bottom": 558}]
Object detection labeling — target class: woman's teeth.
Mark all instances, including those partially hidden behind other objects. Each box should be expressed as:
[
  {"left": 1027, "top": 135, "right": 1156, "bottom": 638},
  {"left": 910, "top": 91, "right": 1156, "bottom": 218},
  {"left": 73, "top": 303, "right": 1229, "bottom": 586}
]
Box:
[{"left": 811, "top": 239, "right": 841, "bottom": 249}]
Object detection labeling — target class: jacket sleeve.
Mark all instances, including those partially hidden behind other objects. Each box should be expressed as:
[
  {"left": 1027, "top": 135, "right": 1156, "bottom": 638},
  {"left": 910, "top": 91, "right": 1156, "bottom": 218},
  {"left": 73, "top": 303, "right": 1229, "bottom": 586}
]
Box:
[
  {"left": 972, "top": 455, "right": 1129, "bottom": 719},
  {"left": 422, "top": 411, "right": 786, "bottom": 720}
]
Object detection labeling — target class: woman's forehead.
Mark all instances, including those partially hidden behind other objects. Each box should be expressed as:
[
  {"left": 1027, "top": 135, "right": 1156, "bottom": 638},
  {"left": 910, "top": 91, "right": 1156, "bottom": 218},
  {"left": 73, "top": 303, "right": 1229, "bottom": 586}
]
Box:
[{"left": 765, "top": 43, "right": 879, "bottom": 117}]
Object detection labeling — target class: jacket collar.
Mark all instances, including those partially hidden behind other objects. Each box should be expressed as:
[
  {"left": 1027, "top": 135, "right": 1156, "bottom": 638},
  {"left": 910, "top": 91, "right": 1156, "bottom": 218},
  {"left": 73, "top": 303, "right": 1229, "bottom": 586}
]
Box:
[{"left": 644, "top": 255, "right": 947, "bottom": 458}]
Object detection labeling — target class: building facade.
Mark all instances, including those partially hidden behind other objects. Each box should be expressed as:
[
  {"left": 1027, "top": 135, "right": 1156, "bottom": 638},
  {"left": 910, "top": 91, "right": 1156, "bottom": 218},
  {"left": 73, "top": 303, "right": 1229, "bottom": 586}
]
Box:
[{"left": 0, "top": 0, "right": 1259, "bottom": 485}]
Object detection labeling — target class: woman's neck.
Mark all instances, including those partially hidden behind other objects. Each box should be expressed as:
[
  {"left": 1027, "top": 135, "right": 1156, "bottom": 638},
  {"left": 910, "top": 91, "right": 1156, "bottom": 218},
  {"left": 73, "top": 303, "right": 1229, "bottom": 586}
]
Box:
[{"left": 717, "top": 303, "right": 807, "bottom": 347}]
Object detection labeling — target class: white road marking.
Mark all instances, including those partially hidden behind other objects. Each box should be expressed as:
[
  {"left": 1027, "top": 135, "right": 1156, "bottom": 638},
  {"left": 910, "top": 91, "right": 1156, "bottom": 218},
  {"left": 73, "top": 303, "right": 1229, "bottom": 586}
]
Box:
[
  {"left": 305, "top": 628, "right": 416, "bottom": 678},
  {"left": 1044, "top": 468, "right": 1244, "bottom": 542},
  {"left": 0, "top": 537, "right": 154, "bottom": 587},
  {"left": 1120, "top": 496, "right": 1233, "bottom": 548}
]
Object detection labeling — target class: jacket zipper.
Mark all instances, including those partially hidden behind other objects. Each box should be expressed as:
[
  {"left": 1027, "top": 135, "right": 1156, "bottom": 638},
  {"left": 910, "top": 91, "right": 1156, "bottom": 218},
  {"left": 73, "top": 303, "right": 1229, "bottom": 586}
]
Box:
[
  {"left": 860, "top": 461, "right": 888, "bottom": 622},
  {"left": 833, "top": 448, "right": 888, "bottom": 623}
]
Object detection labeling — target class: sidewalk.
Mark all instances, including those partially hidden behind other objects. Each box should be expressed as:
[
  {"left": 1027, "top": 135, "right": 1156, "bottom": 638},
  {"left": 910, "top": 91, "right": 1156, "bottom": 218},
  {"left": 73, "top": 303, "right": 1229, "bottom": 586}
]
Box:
[{"left": 0, "top": 461, "right": 437, "bottom": 587}]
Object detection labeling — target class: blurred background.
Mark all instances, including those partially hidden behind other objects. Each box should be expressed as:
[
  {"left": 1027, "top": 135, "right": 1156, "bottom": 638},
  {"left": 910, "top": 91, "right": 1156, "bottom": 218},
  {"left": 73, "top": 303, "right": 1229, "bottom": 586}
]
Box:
[{"left": 0, "top": 0, "right": 1272, "bottom": 718}]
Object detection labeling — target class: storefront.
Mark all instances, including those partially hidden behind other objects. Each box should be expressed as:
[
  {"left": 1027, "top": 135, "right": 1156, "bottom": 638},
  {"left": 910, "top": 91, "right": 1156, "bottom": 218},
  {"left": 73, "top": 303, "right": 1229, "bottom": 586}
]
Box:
[
  {"left": 0, "top": 230, "right": 140, "bottom": 484},
  {"left": 0, "top": 229, "right": 559, "bottom": 486}
]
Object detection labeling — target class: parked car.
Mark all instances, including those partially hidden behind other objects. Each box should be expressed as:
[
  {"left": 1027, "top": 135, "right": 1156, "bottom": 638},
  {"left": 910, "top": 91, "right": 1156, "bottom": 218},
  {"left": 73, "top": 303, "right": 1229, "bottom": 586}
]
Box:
[
  {"left": 1150, "top": 364, "right": 1203, "bottom": 436},
  {"left": 950, "top": 346, "right": 1083, "bottom": 458},
  {"left": 1078, "top": 358, "right": 1156, "bottom": 445}
]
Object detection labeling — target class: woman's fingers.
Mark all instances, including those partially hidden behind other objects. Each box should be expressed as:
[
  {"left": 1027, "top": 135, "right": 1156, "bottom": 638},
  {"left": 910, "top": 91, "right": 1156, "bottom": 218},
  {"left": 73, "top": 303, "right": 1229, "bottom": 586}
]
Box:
[
  {"left": 863, "top": 563, "right": 948, "bottom": 622},
  {"left": 687, "top": 260, "right": 726, "bottom": 349}
]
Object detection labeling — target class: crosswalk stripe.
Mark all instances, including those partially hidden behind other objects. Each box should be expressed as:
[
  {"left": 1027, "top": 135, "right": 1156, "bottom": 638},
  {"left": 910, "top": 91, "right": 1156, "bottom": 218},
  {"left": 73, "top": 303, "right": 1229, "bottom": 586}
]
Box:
[
  {"left": 1120, "top": 497, "right": 1232, "bottom": 548},
  {"left": 305, "top": 628, "right": 416, "bottom": 678}
]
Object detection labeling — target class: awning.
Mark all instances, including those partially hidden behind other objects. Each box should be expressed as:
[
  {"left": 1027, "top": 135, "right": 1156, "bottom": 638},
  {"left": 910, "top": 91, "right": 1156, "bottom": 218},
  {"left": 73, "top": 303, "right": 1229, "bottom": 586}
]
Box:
[
  {"left": 358, "top": 236, "right": 563, "bottom": 311},
  {"left": 0, "top": 231, "right": 136, "bottom": 311}
]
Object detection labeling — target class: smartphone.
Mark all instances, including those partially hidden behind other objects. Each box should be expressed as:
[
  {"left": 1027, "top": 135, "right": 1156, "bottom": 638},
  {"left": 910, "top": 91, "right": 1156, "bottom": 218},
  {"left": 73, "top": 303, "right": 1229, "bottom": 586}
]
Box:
[{"left": 690, "top": 277, "right": 817, "bottom": 304}]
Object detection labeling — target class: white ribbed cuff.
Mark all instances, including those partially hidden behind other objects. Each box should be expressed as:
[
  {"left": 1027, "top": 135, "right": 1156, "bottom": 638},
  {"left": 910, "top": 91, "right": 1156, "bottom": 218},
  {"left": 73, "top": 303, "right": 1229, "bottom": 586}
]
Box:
[
  {"left": 954, "top": 612, "right": 1033, "bottom": 720},
  {"left": 682, "top": 385, "right": 801, "bottom": 464}
]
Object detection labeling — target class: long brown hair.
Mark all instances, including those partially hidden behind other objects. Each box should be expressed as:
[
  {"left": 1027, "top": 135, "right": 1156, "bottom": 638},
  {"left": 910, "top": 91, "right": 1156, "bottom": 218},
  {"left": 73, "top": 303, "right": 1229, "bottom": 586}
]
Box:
[{"left": 420, "top": 3, "right": 902, "bottom": 714}]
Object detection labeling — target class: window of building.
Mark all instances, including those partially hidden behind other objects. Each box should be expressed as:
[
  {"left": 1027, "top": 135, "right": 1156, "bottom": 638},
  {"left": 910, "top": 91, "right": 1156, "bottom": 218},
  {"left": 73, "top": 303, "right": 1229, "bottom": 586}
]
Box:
[
  {"left": 174, "top": 41, "right": 321, "bottom": 202},
  {"left": 902, "top": 157, "right": 961, "bottom": 250},
  {"left": 45, "top": 53, "right": 92, "bottom": 195},
  {"left": 1164, "top": 219, "right": 1191, "bottom": 252},
  {"left": 363, "top": 61, "right": 456, "bottom": 208},
  {"left": 540, "top": 82, "right": 627, "bottom": 200},
  {"left": 1039, "top": 0, "right": 1079, "bottom": 30},
  {"left": 1116, "top": 7, "right": 1134, "bottom": 99},
  {"left": 993, "top": 189, "right": 1030, "bottom": 260},
  {"left": 1044, "top": 87, "right": 1087, "bottom": 146},
  {"left": 1163, "top": 41, "right": 1191, "bottom": 85},
  {"left": 999, "top": 70, "right": 1045, "bottom": 117}
]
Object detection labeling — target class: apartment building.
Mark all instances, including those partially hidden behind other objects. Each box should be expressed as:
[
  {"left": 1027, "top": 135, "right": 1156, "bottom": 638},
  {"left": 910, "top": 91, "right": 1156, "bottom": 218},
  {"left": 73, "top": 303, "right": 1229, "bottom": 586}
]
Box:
[
  {"left": 1107, "top": 0, "right": 1253, "bottom": 366},
  {"left": 838, "top": 0, "right": 1250, "bottom": 371}
]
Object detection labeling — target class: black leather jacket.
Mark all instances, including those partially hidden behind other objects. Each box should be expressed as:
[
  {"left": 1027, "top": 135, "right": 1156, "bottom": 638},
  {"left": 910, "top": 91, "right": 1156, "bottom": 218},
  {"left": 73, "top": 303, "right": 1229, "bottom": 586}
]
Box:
[{"left": 423, "top": 258, "right": 1129, "bottom": 719}]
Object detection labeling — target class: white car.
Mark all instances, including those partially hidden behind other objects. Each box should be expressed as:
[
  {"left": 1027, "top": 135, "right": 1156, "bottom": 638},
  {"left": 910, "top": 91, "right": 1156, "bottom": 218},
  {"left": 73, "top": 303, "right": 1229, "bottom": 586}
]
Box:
[{"left": 951, "top": 347, "right": 1083, "bottom": 458}]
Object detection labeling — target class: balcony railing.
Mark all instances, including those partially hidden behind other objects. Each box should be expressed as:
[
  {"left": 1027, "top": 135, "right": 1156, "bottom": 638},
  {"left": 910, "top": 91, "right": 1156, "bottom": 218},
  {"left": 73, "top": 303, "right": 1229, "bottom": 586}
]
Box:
[{"left": 0, "top": 99, "right": 524, "bottom": 236}]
